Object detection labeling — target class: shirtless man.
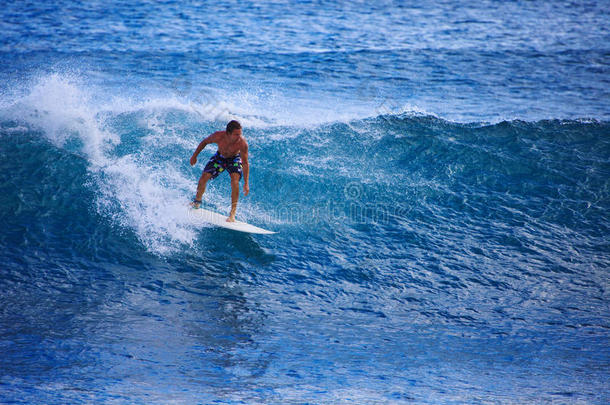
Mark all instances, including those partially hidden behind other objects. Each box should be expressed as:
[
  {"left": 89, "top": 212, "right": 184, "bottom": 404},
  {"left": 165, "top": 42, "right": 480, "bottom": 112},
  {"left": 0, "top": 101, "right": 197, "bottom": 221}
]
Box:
[{"left": 189, "top": 120, "right": 249, "bottom": 222}]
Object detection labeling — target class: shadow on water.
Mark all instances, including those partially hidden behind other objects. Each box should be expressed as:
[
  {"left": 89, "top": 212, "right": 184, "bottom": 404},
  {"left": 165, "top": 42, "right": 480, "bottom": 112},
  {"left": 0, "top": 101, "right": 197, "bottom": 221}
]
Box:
[
  {"left": 158, "top": 235, "right": 276, "bottom": 397},
  {"left": 194, "top": 225, "right": 277, "bottom": 266}
]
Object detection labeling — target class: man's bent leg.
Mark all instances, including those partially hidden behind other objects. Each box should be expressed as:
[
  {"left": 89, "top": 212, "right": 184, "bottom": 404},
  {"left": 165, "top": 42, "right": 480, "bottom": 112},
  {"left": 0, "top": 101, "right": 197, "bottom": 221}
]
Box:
[
  {"left": 194, "top": 172, "right": 213, "bottom": 204},
  {"left": 227, "top": 172, "right": 240, "bottom": 222}
]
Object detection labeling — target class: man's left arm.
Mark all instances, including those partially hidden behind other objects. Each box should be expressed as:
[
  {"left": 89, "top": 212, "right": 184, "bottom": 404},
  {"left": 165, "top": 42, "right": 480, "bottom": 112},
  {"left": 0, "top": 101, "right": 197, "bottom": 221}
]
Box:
[{"left": 242, "top": 143, "right": 250, "bottom": 196}]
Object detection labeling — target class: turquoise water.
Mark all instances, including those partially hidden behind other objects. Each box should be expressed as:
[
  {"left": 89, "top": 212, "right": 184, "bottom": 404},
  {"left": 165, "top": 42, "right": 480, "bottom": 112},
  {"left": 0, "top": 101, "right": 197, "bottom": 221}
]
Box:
[{"left": 1, "top": 1, "right": 609, "bottom": 403}]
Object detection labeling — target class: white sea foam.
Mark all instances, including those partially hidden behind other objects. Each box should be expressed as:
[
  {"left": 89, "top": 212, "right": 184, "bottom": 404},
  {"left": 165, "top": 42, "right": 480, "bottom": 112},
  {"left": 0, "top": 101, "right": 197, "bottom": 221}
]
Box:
[{"left": 0, "top": 73, "right": 210, "bottom": 254}]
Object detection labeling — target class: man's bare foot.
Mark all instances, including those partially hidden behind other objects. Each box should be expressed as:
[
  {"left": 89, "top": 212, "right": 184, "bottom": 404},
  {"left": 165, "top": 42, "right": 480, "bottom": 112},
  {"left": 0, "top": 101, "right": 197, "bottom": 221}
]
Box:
[
  {"left": 190, "top": 199, "right": 202, "bottom": 209},
  {"left": 226, "top": 215, "right": 236, "bottom": 222}
]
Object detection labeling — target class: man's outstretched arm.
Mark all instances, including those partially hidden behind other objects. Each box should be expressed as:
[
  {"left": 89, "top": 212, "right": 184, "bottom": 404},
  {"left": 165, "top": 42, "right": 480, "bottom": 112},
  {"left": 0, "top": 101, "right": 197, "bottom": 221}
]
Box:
[{"left": 190, "top": 132, "right": 220, "bottom": 166}]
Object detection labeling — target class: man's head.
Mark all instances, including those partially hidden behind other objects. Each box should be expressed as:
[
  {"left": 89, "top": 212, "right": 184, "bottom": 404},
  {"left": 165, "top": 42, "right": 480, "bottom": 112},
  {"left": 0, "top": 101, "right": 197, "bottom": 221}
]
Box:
[{"left": 226, "top": 120, "right": 242, "bottom": 139}]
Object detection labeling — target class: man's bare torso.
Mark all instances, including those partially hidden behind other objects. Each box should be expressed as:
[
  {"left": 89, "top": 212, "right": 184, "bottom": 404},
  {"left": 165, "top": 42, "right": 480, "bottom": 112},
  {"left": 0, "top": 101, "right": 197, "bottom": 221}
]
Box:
[{"left": 214, "top": 130, "right": 246, "bottom": 158}]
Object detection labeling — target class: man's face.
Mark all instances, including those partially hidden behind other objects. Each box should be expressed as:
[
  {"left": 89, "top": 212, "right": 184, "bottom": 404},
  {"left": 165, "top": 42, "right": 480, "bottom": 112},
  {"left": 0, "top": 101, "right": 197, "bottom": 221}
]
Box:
[{"left": 228, "top": 128, "right": 242, "bottom": 141}]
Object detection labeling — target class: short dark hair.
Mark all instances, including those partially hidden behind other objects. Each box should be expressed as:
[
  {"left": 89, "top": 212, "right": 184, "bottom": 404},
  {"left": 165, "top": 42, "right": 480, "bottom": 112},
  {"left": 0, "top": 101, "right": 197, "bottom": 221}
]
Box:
[{"left": 226, "top": 120, "right": 242, "bottom": 134}]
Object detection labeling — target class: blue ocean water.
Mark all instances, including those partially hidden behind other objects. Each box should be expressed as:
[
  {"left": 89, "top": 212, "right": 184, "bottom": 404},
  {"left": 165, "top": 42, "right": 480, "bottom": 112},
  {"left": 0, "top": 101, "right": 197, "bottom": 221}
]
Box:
[{"left": 1, "top": 0, "right": 609, "bottom": 403}]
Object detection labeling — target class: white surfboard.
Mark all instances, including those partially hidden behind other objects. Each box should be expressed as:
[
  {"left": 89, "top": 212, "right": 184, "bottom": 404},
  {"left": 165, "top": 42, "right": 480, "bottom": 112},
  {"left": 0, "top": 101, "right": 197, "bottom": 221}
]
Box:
[{"left": 189, "top": 207, "right": 276, "bottom": 235}]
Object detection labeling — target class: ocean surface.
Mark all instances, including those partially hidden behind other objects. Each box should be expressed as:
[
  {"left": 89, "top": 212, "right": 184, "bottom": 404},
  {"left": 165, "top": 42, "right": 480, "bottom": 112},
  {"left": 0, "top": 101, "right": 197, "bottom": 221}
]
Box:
[{"left": 1, "top": 1, "right": 609, "bottom": 403}]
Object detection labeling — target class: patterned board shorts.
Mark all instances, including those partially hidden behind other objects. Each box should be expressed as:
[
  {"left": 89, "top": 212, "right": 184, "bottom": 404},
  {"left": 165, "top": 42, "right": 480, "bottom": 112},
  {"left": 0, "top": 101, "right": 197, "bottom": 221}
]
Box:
[{"left": 203, "top": 152, "right": 242, "bottom": 180}]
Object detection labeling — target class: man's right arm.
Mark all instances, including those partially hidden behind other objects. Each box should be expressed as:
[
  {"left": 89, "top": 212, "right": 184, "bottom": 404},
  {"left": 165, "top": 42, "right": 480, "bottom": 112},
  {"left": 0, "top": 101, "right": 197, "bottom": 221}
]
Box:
[{"left": 190, "top": 132, "right": 220, "bottom": 166}]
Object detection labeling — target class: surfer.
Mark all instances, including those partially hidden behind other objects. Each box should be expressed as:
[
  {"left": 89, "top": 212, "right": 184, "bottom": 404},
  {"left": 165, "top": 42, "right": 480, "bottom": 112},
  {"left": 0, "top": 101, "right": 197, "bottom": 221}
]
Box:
[{"left": 189, "top": 120, "right": 249, "bottom": 222}]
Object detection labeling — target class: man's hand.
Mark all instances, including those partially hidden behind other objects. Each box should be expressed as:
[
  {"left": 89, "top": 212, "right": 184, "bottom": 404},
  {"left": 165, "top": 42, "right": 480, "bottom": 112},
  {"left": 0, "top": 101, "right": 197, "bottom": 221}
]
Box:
[
  {"left": 190, "top": 155, "right": 197, "bottom": 166},
  {"left": 243, "top": 182, "right": 249, "bottom": 196}
]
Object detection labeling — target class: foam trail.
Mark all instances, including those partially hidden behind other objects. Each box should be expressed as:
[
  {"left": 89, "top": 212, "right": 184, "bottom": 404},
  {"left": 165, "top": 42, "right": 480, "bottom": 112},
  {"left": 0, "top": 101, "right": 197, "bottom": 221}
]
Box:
[{"left": 2, "top": 73, "right": 205, "bottom": 253}]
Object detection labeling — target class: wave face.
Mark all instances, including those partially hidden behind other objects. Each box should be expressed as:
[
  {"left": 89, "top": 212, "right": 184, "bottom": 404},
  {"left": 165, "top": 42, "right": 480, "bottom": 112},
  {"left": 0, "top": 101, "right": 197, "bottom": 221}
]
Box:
[{"left": 1, "top": 0, "right": 610, "bottom": 403}]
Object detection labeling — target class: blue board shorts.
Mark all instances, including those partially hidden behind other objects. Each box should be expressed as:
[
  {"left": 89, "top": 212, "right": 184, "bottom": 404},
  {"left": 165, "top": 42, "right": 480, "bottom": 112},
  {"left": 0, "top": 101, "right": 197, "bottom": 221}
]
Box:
[{"left": 203, "top": 152, "right": 242, "bottom": 180}]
